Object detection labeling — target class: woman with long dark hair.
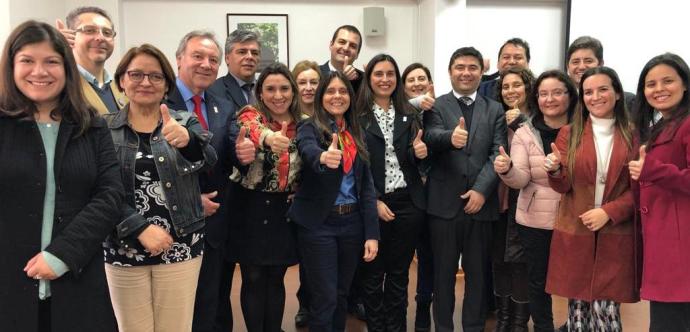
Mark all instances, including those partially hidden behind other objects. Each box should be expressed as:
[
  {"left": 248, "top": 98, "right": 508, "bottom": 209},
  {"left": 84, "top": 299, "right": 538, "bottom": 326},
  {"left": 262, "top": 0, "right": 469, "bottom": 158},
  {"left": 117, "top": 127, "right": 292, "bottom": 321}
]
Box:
[
  {"left": 289, "top": 71, "right": 379, "bottom": 332},
  {"left": 0, "top": 20, "right": 123, "bottom": 332},
  {"left": 629, "top": 53, "right": 690, "bottom": 332},
  {"left": 544, "top": 67, "right": 637, "bottom": 331},
  {"left": 356, "top": 54, "right": 427, "bottom": 332},
  {"left": 235, "top": 62, "right": 302, "bottom": 332}
]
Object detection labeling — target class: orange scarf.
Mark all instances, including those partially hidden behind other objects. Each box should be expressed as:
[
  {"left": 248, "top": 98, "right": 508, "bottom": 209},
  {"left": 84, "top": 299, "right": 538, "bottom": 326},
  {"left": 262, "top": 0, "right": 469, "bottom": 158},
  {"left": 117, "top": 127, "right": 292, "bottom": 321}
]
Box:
[{"left": 336, "top": 120, "right": 357, "bottom": 174}]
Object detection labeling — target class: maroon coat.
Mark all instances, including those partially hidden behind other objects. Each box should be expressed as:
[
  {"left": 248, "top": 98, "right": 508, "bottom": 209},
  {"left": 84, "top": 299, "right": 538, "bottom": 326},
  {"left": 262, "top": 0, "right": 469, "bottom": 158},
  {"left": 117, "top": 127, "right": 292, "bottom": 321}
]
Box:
[
  {"left": 637, "top": 116, "right": 690, "bottom": 302},
  {"left": 546, "top": 120, "right": 639, "bottom": 303}
]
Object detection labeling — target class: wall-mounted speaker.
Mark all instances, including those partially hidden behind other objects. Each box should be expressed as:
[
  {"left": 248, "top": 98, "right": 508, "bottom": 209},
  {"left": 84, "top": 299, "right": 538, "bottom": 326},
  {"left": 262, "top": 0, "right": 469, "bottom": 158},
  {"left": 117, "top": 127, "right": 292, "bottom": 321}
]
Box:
[{"left": 363, "top": 7, "right": 385, "bottom": 37}]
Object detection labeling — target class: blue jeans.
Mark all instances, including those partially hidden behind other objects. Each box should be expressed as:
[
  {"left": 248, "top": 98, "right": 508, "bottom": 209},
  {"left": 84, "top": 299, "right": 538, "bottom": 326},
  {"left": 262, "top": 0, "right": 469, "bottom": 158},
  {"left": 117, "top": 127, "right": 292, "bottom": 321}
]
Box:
[{"left": 298, "top": 212, "right": 364, "bottom": 332}]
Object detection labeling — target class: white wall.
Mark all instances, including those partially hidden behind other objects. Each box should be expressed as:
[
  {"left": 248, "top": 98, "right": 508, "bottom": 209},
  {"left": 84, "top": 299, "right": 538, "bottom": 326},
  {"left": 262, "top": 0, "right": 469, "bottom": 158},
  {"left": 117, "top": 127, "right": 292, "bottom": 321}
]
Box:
[
  {"left": 9, "top": 0, "right": 64, "bottom": 26},
  {"left": 570, "top": 0, "right": 690, "bottom": 92},
  {"left": 0, "top": 0, "right": 10, "bottom": 49},
  {"left": 118, "top": 0, "right": 418, "bottom": 77}
]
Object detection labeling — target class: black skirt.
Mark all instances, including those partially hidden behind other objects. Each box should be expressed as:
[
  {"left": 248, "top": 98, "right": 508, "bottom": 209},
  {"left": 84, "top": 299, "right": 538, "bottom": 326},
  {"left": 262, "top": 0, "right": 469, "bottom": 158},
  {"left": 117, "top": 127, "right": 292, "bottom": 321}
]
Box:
[{"left": 236, "top": 187, "right": 298, "bottom": 266}]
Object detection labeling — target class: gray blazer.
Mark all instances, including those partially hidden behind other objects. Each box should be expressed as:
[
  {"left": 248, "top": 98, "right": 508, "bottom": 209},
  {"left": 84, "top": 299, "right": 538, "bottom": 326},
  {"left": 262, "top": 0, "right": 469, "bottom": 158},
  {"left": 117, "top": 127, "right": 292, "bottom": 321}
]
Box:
[{"left": 423, "top": 91, "right": 507, "bottom": 220}]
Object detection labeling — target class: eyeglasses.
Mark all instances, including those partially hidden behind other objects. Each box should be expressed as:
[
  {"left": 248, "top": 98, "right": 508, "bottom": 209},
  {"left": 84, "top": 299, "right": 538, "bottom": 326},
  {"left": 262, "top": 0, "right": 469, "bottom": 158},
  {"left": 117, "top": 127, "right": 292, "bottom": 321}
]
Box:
[
  {"left": 537, "top": 90, "right": 568, "bottom": 99},
  {"left": 126, "top": 71, "right": 166, "bottom": 84},
  {"left": 75, "top": 25, "right": 117, "bottom": 39}
]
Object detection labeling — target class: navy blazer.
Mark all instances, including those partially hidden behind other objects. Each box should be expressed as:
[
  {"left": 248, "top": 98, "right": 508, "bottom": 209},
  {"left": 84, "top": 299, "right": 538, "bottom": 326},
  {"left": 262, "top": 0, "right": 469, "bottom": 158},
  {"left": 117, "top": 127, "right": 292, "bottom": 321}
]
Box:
[
  {"left": 423, "top": 92, "right": 507, "bottom": 220},
  {"left": 288, "top": 119, "right": 379, "bottom": 241},
  {"left": 209, "top": 73, "right": 250, "bottom": 111},
  {"left": 319, "top": 62, "right": 364, "bottom": 95},
  {"left": 362, "top": 111, "right": 426, "bottom": 210},
  {"left": 478, "top": 79, "right": 500, "bottom": 101},
  {"left": 165, "top": 85, "right": 239, "bottom": 248}
]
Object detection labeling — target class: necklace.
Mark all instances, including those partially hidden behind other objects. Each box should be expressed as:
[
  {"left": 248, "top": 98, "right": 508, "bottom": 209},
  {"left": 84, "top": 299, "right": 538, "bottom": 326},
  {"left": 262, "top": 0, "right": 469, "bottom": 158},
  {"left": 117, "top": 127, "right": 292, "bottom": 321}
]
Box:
[{"left": 592, "top": 122, "right": 614, "bottom": 184}]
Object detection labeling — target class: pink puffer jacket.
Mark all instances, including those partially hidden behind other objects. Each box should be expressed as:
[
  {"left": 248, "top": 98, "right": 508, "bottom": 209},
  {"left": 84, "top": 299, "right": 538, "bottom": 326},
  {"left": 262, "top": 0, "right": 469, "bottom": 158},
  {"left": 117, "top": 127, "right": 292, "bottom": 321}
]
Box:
[{"left": 499, "top": 123, "right": 561, "bottom": 230}]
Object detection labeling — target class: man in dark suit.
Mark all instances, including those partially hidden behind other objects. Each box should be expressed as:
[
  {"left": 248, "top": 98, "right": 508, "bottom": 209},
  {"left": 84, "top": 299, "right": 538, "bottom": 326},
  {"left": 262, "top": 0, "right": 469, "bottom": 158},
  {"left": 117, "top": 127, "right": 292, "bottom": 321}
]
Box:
[
  {"left": 165, "top": 30, "right": 255, "bottom": 332},
  {"left": 477, "top": 38, "right": 531, "bottom": 101},
  {"left": 423, "top": 47, "right": 507, "bottom": 332},
  {"left": 320, "top": 25, "right": 364, "bottom": 94},
  {"left": 209, "top": 29, "right": 261, "bottom": 111}
]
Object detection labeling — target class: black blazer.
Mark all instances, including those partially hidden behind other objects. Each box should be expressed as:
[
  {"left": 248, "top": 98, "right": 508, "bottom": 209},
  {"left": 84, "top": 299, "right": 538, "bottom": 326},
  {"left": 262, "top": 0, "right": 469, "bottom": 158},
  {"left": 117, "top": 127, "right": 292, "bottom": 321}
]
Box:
[
  {"left": 423, "top": 92, "right": 507, "bottom": 220},
  {"left": 362, "top": 110, "right": 426, "bottom": 210},
  {"left": 288, "top": 119, "right": 379, "bottom": 241},
  {"left": 209, "top": 73, "right": 250, "bottom": 111},
  {"left": 0, "top": 115, "right": 123, "bottom": 332},
  {"left": 320, "top": 62, "right": 364, "bottom": 95},
  {"left": 165, "top": 85, "right": 239, "bottom": 248}
]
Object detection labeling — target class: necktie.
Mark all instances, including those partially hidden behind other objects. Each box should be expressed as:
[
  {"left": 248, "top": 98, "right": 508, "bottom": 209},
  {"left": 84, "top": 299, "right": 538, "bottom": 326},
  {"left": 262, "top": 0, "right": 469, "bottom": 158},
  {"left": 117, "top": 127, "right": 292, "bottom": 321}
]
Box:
[
  {"left": 192, "top": 95, "right": 208, "bottom": 130},
  {"left": 460, "top": 96, "right": 473, "bottom": 106},
  {"left": 242, "top": 83, "right": 256, "bottom": 105}
]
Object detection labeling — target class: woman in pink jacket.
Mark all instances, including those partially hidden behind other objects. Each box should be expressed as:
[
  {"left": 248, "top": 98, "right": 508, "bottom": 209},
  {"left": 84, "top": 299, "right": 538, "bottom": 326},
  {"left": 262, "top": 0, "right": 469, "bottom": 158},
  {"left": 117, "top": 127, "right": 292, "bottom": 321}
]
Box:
[
  {"left": 494, "top": 70, "right": 575, "bottom": 332},
  {"left": 630, "top": 53, "right": 690, "bottom": 332}
]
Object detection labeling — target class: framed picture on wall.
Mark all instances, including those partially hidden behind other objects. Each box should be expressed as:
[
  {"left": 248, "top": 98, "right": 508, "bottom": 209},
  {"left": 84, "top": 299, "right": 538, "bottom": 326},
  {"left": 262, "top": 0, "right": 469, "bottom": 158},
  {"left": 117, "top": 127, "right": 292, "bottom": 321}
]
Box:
[{"left": 226, "top": 13, "right": 289, "bottom": 72}]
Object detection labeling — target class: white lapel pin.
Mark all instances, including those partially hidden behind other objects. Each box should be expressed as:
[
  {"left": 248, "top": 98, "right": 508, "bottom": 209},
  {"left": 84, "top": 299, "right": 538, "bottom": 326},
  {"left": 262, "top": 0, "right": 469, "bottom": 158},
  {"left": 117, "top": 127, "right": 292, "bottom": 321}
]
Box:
[
  {"left": 403, "top": 116, "right": 407, "bottom": 122},
  {"left": 213, "top": 106, "right": 218, "bottom": 113}
]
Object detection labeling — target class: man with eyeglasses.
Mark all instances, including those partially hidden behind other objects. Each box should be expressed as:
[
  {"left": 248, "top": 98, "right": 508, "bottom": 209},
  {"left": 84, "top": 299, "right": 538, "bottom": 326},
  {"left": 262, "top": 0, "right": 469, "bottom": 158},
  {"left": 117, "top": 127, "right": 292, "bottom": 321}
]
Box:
[{"left": 56, "top": 6, "right": 126, "bottom": 114}]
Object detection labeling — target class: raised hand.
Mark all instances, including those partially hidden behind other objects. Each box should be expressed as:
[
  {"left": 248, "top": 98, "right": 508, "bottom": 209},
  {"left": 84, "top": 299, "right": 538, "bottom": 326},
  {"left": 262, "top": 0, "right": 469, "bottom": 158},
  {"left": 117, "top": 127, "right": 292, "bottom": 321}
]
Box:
[
  {"left": 161, "top": 104, "right": 190, "bottom": 148},
  {"left": 413, "top": 129, "right": 428, "bottom": 159},
  {"left": 320, "top": 133, "right": 343, "bottom": 169},
  {"left": 506, "top": 100, "right": 521, "bottom": 125},
  {"left": 419, "top": 84, "right": 436, "bottom": 111},
  {"left": 494, "top": 146, "right": 512, "bottom": 174},
  {"left": 451, "top": 117, "right": 468, "bottom": 149},
  {"left": 544, "top": 142, "right": 562, "bottom": 173},
  {"left": 236, "top": 126, "right": 256, "bottom": 165},
  {"left": 137, "top": 224, "right": 173, "bottom": 256},
  {"left": 461, "top": 189, "right": 485, "bottom": 214},
  {"left": 342, "top": 55, "right": 359, "bottom": 81},
  {"left": 268, "top": 121, "right": 290, "bottom": 154},
  {"left": 55, "top": 19, "right": 75, "bottom": 47},
  {"left": 629, "top": 145, "right": 646, "bottom": 181}
]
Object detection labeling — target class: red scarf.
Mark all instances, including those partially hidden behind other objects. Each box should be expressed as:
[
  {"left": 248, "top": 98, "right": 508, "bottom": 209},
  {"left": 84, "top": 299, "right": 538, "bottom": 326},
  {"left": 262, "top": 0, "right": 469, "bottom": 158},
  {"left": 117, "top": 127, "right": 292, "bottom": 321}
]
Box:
[{"left": 336, "top": 120, "right": 357, "bottom": 174}]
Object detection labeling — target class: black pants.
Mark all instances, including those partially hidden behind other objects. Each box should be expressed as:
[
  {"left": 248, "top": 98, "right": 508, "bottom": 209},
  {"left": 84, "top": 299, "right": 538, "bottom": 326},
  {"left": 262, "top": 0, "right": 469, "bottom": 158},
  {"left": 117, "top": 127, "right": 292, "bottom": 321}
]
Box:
[
  {"left": 192, "top": 242, "right": 234, "bottom": 332},
  {"left": 39, "top": 298, "right": 51, "bottom": 332},
  {"left": 297, "top": 263, "right": 310, "bottom": 309},
  {"left": 429, "top": 214, "right": 492, "bottom": 332},
  {"left": 298, "top": 211, "right": 364, "bottom": 332},
  {"left": 517, "top": 224, "right": 554, "bottom": 332},
  {"left": 361, "top": 190, "right": 424, "bottom": 332},
  {"left": 492, "top": 213, "right": 528, "bottom": 302},
  {"left": 239, "top": 264, "right": 289, "bottom": 332},
  {"left": 415, "top": 214, "right": 434, "bottom": 304},
  {"left": 650, "top": 301, "right": 690, "bottom": 332}
]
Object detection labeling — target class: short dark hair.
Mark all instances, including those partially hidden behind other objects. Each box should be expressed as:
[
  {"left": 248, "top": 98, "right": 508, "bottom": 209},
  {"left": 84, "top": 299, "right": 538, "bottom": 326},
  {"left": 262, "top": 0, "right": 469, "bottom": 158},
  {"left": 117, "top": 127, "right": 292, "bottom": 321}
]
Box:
[
  {"left": 402, "top": 62, "right": 433, "bottom": 86},
  {"left": 114, "top": 44, "right": 177, "bottom": 94},
  {"left": 330, "top": 25, "right": 362, "bottom": 53},
  {"left": 634, "top": 53, "right": 690, "bottom": 144},
  {"left": 498, "top": 38, "right": 531, "bottom": 63},
  {"left": 566, "top": 36, "right": 603, "bottom": 64},
  {"left": 0, "top": 20, "right": 94, "bottom": 134},
  {"left": 225, "top": 29, "right": 261, "bottom": 55},
  {"left": 448, "top": 47, "right": 484, "bottom": 71},
  {"left": 65, "top": 6, "right": 114, "bottom": 29}
]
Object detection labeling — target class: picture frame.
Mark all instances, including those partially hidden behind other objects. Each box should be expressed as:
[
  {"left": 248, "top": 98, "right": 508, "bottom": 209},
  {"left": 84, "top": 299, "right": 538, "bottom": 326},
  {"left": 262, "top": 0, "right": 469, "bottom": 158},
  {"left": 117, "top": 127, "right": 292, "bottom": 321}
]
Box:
[{"left": 226, "top": 13, "right": 289, "bottom": 72}]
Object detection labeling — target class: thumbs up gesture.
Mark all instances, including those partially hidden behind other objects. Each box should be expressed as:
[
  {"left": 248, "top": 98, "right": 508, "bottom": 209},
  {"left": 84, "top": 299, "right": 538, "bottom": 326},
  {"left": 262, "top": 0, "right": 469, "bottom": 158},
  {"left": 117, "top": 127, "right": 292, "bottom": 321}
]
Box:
[
  {"left": 267, "top": 121, "right": 290, "bottom": 154},
  {"left": 413, "top": 129, "right": 428, "bottom": 159},
  {"left": 494, "top": 146, "right": 512, "bottom": 174},
  {"left": 505, "top": 100, "right": 521, "bottom": 125},
  {"left": 320, "top": 133, "right": 343, "bottom": 169},
  {"left": 451, "top": 117, "right": 468, "bottom": 149},
  {"left": 342, "top": 55, "right": 359, "bottom": 81},
  {"left": 543, "top": 142, "right": 562, "bottom": 173},
  {"left": 55, "top": 19, "right": 75, "bottom": 47},
  {"left": 629, "top": 145, "right": 647, "bottom": 181},
  {"left": 419, "top": 84, "right": 436, "bottom": 111},
  {"left": 235, "top": 126, "right": 256, "bottom": 165},
  {"left": 161, "top": 104, "right": 189, "bottom": 148}
]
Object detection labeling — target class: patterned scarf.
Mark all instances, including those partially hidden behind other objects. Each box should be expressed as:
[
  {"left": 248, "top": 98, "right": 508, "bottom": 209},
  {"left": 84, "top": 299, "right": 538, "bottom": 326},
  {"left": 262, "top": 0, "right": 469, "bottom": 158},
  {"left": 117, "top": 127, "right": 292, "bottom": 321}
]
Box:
[{"left": 336, "top": 119, "right": 357, "bottom": 174}]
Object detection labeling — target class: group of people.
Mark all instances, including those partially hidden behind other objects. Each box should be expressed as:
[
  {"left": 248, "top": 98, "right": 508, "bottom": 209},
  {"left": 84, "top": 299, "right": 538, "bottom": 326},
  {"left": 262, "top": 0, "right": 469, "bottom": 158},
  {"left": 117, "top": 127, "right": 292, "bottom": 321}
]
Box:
[{"left": 1, "top": 5, "right": 689, "bottom": 332}]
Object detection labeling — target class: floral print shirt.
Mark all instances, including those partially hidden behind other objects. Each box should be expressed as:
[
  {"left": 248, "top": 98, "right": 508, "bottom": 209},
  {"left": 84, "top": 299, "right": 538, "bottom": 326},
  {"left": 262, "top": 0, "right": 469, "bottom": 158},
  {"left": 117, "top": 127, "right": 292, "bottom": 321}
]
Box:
[
  {"left": 237, "top": 106, "right": 302, "bottom": 192},
  {"left": 104, "top": 132, "right": 203, "bottom": 266}
]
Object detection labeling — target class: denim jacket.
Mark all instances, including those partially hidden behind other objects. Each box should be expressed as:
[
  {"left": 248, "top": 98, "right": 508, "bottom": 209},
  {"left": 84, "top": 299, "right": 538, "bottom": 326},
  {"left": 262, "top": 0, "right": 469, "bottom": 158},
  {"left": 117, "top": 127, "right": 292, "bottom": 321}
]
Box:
[{"left": 103, "top": 105, "right": 217, "bottom": 240}]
